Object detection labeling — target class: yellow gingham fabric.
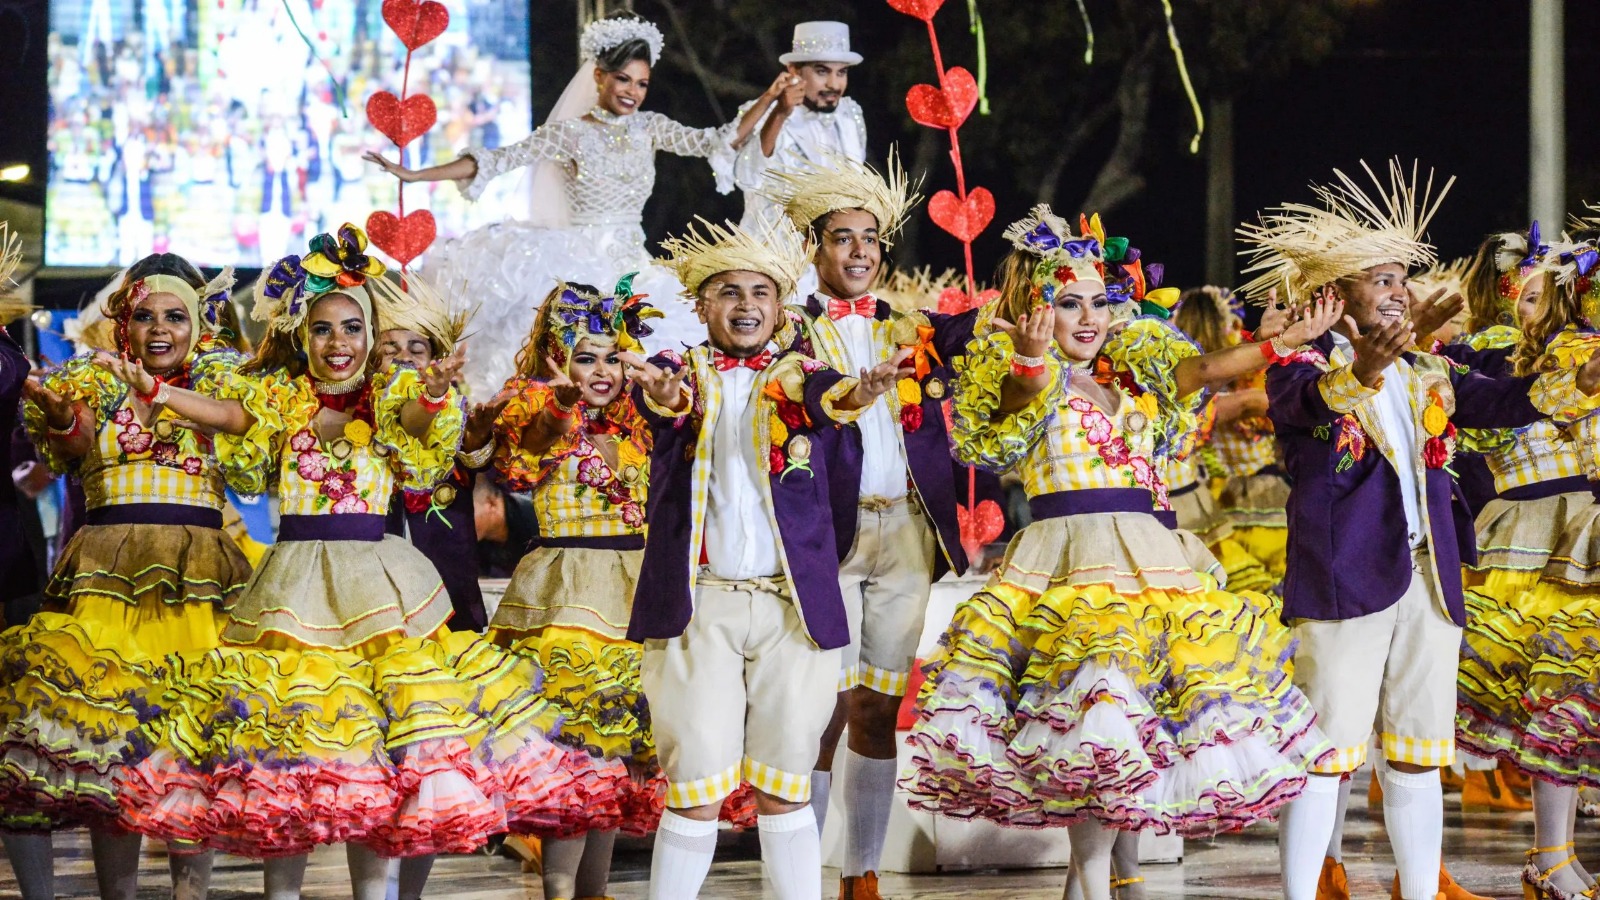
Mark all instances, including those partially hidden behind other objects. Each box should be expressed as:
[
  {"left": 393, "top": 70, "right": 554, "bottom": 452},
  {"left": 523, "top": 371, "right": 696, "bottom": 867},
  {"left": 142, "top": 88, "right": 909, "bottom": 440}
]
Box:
[
  {"left": 1211, "top": 424, "right": 1277, "bottom": 479},
  {"left": 1380, "top": 733, "right": 1455, "bottom": 768},
  {"left": 1484, "top": 418, "right": 1584, "bottom": 492},
  {"left": 1309, "top": 742, "right": 1369, "bottom": 775},
  {"left": 857, "top": 663, "right": 908, "bottom": 696},
  {"left": 1163, "top": 455, "right": 1200, "bottom": 494},
  {"left": 81, "top": 400, "right": 227, "bottom": 511},
  {"left": 743, "top": 757, "right": 811, "bottom": 803},
  {"left": 1017, "top": 385, "right": 1161, "bottom": 499},
  {"left": 493, "top": 377, "right": 649, "bottom": 538},
  {"left": 664, "top": 763, "right": 742, "bottom": 808},
  {"left": 1315, "top": 364, "right": 1379, "bottom": 415},
  {"left": 837, "top": 665, "right": 859, "bottom": 692}
]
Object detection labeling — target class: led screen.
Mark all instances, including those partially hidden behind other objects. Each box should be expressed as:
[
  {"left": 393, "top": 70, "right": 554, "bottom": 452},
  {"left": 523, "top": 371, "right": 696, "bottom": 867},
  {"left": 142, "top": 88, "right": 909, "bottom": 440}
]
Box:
[{"left": 45, "top": 0, "right": 531, "bottom": 267}]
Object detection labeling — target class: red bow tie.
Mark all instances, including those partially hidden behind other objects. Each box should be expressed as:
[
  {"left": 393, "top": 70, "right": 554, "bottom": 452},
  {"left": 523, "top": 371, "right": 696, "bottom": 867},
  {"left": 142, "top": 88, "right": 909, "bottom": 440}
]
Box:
[
  {"left": 713, "top": 349, "right": 773, "bottom": 371},
  {"left": 827, "top": 296, "right": 877, "bottom": 320}
]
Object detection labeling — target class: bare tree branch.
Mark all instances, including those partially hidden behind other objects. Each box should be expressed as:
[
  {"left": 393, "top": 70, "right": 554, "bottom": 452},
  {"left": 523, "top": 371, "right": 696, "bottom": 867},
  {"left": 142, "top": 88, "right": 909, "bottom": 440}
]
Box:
[
  {"left": 1077, "top": 32, "right": 1158, "bottom": 215},
  {"left": 655, "top": 0, "right": 730, "bottom": 118},
  {"left": 1035, "top": 97, "right": 1120, "bottom": 204}
]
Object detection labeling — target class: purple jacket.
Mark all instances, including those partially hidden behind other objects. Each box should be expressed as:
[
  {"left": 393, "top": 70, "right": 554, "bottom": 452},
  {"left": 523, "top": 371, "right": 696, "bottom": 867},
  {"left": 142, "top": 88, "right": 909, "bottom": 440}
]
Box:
[
  {"left": 628, "top": 345, "right": 855, "bottom": 650},
  {"left": 1267, "top": 333, "right": 1544, "bottom": 626},
  {"left": 386, "top": 463, "right": 488, "bottom": 632},
  {"left": 0, "top": 330, "right": 40, "bottom": 604},
  {"left": 793, "top": 297, "right": 980, "bottom": 579}
]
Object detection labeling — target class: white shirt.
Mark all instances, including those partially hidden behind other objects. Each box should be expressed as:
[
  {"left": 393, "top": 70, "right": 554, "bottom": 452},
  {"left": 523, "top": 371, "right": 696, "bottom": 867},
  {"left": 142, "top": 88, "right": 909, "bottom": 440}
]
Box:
[
  {"left": 702, "top": 358, "right": 783, "bottom": 580},
  {"left": 828, "top": 301, "right": 909, "bottom": 499},
  {"left": 1333, "top": 333, "right": 1424, "bottom": 547},
  {"left": 730, "top": 98, "right": 868, "bottom": 234}
]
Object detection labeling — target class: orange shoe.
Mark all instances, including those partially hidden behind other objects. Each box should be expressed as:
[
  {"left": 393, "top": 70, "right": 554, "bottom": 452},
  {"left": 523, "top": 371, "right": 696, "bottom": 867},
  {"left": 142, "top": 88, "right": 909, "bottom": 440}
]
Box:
[
  {"left": 1388, "top": 865, "right": 1491, "bottom": 900},
  {"left": 841, "top": 871, "right": 884, "bottom": 900},
  {"left": 1317, "top": 856, "right": 1350, "bottom": 900},
  {"left": 1461, "top": 769, "right": 1534, "bottom": 812},
  {"left": 1500, "top": 758, "right": 1533, "bottom": 794},
  {"left": 503, "top": 834, "right": 542, "bottom": 874},
  {"left": 1439, "top": 767, "right": 1463, "bottom": 791},
  {"left": 1369, "top": 773, "right": 1385, "bottom": 809}
]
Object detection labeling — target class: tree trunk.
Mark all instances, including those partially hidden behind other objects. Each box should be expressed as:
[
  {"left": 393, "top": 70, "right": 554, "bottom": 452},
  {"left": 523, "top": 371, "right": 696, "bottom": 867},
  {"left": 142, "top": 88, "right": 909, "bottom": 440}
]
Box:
[
  {"left": 1076, "top": 33, "right": 1157, "bottom": 215},
  {"left": 1204, "top": 92, "right": 1236, "bottom": 286}
]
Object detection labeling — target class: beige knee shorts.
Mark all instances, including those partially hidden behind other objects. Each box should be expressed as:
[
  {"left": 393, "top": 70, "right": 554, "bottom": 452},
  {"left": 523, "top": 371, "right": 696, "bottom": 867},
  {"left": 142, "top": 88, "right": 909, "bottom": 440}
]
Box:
[
  {"left": 642, "top": 574, "right": 842, "bottom": 808},
  {"left": 1291, "top": 549, "right": 1461, "bottom": 773},
  {"left": 837, "top": 497, "right": 937, "bottom": 697}
]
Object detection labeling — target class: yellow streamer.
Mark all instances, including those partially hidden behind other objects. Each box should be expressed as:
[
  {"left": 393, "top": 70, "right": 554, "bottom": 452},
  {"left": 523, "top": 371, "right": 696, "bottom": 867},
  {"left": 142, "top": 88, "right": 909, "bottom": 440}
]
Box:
[
  {"left": 1073, "top": 0, "right": 1094, "bottom": 64},
  {"left": 1158, "top": 0, "right": 1205, "bottom": 154}
]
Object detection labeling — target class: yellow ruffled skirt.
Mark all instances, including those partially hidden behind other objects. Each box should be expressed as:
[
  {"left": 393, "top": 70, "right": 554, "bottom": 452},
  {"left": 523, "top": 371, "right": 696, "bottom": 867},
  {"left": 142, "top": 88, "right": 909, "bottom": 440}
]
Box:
[
  {"left": 1170, "top": 483, "right": 1277, "bottom": 598},
  {"left": 1218, "top": 471, "right": 1290, "bottom": 579},
  {"left": 0, "top": 521, "right": 247, "bottom": 832},
  {"left": 119, "top": 537, "right": 612, "bottom": 857},
  {"left": 1458, "top": 491, "right": 1600, "bottom": 784},
  {"left": 904, "top": 511, "right": 1328, "bottom": 835}
]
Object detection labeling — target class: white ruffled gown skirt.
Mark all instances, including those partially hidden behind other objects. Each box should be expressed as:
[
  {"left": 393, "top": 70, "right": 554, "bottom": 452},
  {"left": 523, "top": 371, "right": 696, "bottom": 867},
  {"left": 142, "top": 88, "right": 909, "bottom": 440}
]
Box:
[{"left": 427, "top": 219, "right": 708, "bottom": 400}]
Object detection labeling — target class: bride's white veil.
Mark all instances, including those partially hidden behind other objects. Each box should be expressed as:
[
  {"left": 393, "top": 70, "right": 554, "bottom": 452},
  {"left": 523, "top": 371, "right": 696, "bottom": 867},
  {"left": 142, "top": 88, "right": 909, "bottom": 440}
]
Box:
[{"left": 526, "top": 64, "right": 597, "bottom": 228}]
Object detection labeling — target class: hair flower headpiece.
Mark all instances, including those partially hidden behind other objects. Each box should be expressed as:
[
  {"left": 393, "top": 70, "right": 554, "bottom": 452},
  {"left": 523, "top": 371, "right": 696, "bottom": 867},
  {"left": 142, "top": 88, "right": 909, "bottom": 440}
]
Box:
[
  {"left": 253, "top": 224, "right": 387, "bottom": 335},
  {"left": 545, "top": 272, "right": 663, "bottom": 361},
  {"left": 1002, "top": 206, "right": 1162, "bottom": 319},
  {"left": 580, "top": 16, "right": 665, "bottom": 65},
  {"left": 197, "top": 266, "right": 236, "bottom": 332}
]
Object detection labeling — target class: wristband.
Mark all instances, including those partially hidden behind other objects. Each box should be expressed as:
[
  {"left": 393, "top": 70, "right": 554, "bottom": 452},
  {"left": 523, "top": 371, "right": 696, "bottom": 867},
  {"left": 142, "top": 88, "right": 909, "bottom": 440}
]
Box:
[
  {"left": 458, "top": 440, "right": 495, "bottom": 468},
  {"left": 546, "top": 400, "right": 574, "bottom": 421},
  {"left": 417, "top": 388, "right": 450, "bottom": 414},
  {"left": 48, "top": 415, "right": 81, "bottom": 438},
  {"left": 1259, "top": 337, "right": 1301, "bottom": 367},
  {"left": 1010, "top": 360, "right": 1047, "bottom": 379},
  {"left": 134, "top": 376, "right": 166, "bottom": 406},
  {"left": 1011, "top": 352, "right": 1046, "bottom": 368}
]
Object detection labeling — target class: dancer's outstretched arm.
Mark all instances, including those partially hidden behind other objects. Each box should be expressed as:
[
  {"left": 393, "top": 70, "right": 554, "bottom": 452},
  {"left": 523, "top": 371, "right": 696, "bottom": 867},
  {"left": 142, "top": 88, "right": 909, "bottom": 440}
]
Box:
[{"left": 96, "top": 352, "right": 253, "bottom": 436}]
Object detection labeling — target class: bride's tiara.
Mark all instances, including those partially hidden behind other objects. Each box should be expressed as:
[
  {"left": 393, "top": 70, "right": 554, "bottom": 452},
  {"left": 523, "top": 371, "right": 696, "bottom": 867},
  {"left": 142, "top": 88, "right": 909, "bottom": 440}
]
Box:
[{"left": 580, "top": 17, "right": 665, "bottom": 66}]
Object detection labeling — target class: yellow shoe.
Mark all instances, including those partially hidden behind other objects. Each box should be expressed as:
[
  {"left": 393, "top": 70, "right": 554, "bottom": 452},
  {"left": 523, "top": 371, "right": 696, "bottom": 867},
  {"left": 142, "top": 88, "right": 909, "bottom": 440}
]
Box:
[
  {"left": 1317, "top": 856, "right": 1350, "bottom": 900},
  {"left": 1461, "top": 770, "right": 1534, "bottom": 812},
  {"left": 503, "top": 834, "right": 542, "bottom": 874},
  {"left": 840, "top": 871, "right": 884, "bottom": 900}
]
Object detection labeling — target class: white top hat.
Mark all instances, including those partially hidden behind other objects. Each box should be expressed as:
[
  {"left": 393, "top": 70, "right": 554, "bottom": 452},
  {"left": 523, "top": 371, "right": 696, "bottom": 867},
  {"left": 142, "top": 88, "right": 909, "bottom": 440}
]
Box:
[{"left": 779, "top": 21, "right": 863, "bottom": 66}]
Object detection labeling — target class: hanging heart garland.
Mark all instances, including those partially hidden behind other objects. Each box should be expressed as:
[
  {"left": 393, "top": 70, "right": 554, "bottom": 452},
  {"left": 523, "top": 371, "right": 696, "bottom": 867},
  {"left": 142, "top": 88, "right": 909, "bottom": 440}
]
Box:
[
  {"left": 927, "top": 187, "right": 994, "bottom": 243},
  {"left": 365, "top": 0, "right": 450, "bottom": 269},
  {"left": 365, "top": 209, "right": 437, "bottom": 267}
]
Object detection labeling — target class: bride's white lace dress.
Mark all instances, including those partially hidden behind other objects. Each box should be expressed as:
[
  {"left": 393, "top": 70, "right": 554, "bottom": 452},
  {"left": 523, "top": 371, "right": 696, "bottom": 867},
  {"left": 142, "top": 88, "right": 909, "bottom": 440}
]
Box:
[{"left": 428, "top": 111, "right": 733, "bottom": 399}]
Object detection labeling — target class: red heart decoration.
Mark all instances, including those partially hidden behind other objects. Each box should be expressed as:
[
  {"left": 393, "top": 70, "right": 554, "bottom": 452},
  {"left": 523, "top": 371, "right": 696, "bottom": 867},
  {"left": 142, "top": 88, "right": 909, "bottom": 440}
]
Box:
[
  {"left": 366, "top": 209, "right": 437, "bottom": 266},
  {"left": 886, "top": 0, "right": 946, "bottom": 20},
  {"left": 928, "top": 187, "right": 995, "bottom": 243},
  {"left": 366, "top": 91, "right": 437, "bottom": 149},
  {"left": 906, "top": 67, "right": 979, "bottom": 130},
  {"left": 937, "top": 285, "right": 1001, "bottom": 315},
  {"left": 956, "top": 499, "right": 1005, "bottom": 564},
  {"left": 381, "top": 0, "right": 449, "bottom": 51}
]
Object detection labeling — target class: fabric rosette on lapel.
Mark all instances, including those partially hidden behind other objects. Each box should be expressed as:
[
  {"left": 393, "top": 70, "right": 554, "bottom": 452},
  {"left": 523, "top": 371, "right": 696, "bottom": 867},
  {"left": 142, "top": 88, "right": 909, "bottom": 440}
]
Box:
[
  {"left": 1420, "top": 381, "right": 1457, "bottom": 470},
  {"left": 761, "top": 356, "right": 822, "bottom": 480}
]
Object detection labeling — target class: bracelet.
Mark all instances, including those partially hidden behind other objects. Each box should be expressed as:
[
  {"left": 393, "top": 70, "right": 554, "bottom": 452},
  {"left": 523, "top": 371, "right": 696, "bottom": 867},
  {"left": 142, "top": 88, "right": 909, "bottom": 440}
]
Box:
[
  {"left": 1258, "top": 337, "right": 1301, "bottom": 367},
  {"left": 134, "top": 376, "right": 167, "bottom": 406},
  {"left": 546, "top": 400, "right": 574, "bottom": 421},
  {"left": 48, "top": 415, "right": 81, "bottom": 438},
  {"left": 458, "top": 440, "right": 495, "bottom": 468},
  {"left": 1010, "top": 360, "right": 1047, "bottom": 379},
  {"left": 416, "top": 388, "right": 450, "bottom": 414},
  {"left": 1011, "top": 351, "right": 1046, "bottom": 367}
]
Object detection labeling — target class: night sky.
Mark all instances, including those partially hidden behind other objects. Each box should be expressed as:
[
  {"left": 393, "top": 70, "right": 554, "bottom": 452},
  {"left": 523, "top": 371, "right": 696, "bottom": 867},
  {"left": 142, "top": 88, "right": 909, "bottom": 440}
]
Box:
[{"left": 1, "top": 0, "right": 1595, "bottom": 305}]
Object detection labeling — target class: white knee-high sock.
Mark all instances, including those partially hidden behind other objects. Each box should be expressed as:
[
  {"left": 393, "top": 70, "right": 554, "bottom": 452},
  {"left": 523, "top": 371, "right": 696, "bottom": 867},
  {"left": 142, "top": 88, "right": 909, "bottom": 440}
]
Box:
[
  {"left": 168, "top": 847, "right": 213, "bottom": 900},
  {"left": 346, "top": 844, "right": 391, "bottom": 900},
  {"left": 2, "top": 832, "right": 55, "bottom": 900},
  {"left": 1279, "top": 775, "right": 1342, "bottom": 900},
  {"left": 263, "top": 854, "right": 309, "bottom": 900},
  {"left": 89, "top": 828, "right": 143, "bottom": 900},
  {"left": 1065, "top": 820, "right": 1118, "bottom": 900},
  {"left": 396, "top": 855, "right": 434, "bottom": 900},
  {"left": 759, "top": 807, "right": 822, "bottom": 900},
  {"left": 843, "top": 750, "right": 896, "bottom": 877},
  {"left": 648, "top": 811, "right": 719, "bottom": 900},
  {"left": 811, "top": 770, "right": 832, "bottom": 836},
  {"left": 1325, "top": 777, "right": 1352, "bottom": 862},
  {"left": 1383, "top": 768, "right": 1443, "bottom": 900}
]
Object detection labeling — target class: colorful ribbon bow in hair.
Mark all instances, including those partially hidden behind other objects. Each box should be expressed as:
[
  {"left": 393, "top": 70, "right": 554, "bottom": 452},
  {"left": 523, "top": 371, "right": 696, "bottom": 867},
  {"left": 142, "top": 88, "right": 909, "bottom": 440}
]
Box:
[
  {"left": 301, "top": 224, "right": 387, "bottom": 294},
  {"left": 1521, "top": 220, "right": 1551, "bottom": 272},
  {"left": 260, "top": 255, "right": 312, "bottom": 327}
]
